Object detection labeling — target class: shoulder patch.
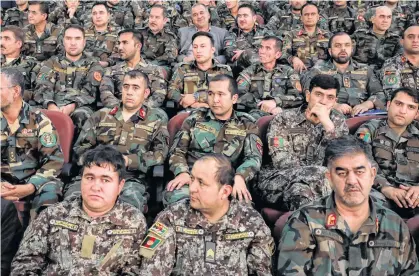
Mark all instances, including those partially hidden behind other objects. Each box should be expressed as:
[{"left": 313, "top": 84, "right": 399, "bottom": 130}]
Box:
[
  {"left": 149, "top": 222, "right": 169, "bottom": 238},
  {"left": 40, "top": 132, "right": 57, "bottom": 147},
  {"left": 139, "top": 234, "right": 163, "bottom": 258}
]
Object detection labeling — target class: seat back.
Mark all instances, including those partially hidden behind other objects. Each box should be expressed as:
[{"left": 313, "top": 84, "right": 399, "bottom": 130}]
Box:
[
  {"left": 257, "top": 115, "right": 275, "bottom": 165},
  {"left": 41, "top": 110, "right": 74, "bottom": 163},
  {"left": 346, "top": 115, "right": 386, "bottom": 134},
  {"left": 168, "top": 112, "right": 189, "bottom": 146}
]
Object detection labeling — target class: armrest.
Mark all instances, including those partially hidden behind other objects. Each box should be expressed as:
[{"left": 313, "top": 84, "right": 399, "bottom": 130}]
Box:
[{"left": 153, "top": 165, "right": 164, "bottom": 178}]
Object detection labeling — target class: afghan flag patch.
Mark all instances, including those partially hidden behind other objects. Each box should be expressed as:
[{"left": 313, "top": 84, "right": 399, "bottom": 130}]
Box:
[{"left": 140, "top": 234, "right": 163, "bottom": 258}]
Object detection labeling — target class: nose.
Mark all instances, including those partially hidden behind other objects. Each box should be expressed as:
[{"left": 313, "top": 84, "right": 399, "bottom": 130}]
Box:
[
  {"left": 91, "top": 179, "right": 102, "bottom": 191},
  {"left": 189, "top": 179, "right": 198, "bottom": 193},
  {"left": 345, "top": 171, "right": 358, "bottom": 185},
  {"left": 400, "top": 104, "right": 408, "bottom": 114}
]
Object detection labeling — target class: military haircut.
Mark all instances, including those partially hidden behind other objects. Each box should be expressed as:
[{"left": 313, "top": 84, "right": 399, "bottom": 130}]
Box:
[
  {"left": 262, "top": 35, "right": 283, "bottom": 51},
  {"left": 301, "top": 2, "right": 319, "bottom": 14},
  {"left": 390, "top": 87, "right": 419, "bottom": 104},
  {"left": 2, "top": 25, "right": 25, "bottom": 46},
  {"left": 29, "top": 1, "right": 49, "bottom": 16},
  {"left": 210, "top": 74, "right": 239, "bottom": 96},
  {"left": 196, "top": 154, "right": 235, "bottom": 187},
  {"left": 309, "top": 74, "right": 340, "bottom": 95},
  {"left": 238, "top": 3, "right": 256, "bottom": 16},
  {"left": 124, "top": 70, "right": 150, "bottom": 89},
  {"left": 80, "top": 145, "right": 126, "bottom": 181},
  {"left": 92, "top": 1, "right": 109, "bottom": 13},
  {"left": 1, "top": 67, "right": 25, "bottom": 97},
  {"left": 402, "top": 24, "right": 419, "bottom": 39},
  {"left": 192, "top": 31, "right": 215, "bottom": 47},
  {"left": 150, "top": 4, "right": 167, "bottom": 18},
  {"left": 118, "top": 29, "right": 144, "bottom": 46},
  {"left": 63, "top": 24, "right": 85, "bottom": 38},
  {"left": 324, "top": 135, "right": 375, "bottom": 168},
  {"left": 328, "top": 32, "right": 351, "bottom": 49}
]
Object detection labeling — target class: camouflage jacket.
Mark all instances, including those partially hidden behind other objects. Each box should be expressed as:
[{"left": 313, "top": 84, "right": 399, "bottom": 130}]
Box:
[
  {"left": 139, "top": 199, "right": 274, "bottom": 276},
  {"left": 356, "top": 118, "right": 419, "bottom": 190},
  {"left": 139, "top": 27, "right": 178, "bottom": 66},
  {"left": 0, "top": 101, "right": 64, "bottom": 189},
  {"left": 302, "top": 59, "right": 386, "bottom": 108},
  {"left": 84, "top": 24, "right": 120, "bottom": 63},
  {"left": 2, "top": 6, "right": 28, "bottom": 27},
  {"left": 277, "top": 194, "right": 419, "bottom": 275},
  {"left": 214, "top": 5, "right": 237, "bottom": 30},
  {"left": 168, "top": 59, "right": 232, "bottom": 104},
  {"left": 107, "top": 1, "right": 136, "bottom": 29},
  {"left": 282, "top": 27, "right": 331, "bottom": 69},
  {"left": 73, "top": 105, "right": 169, "bottom": 179},
  {"left": 34, "top": 54, "right": 104, "bottom": 109},
  {"left": 380, "top": 54, "right": 419, "bottom": 100},
  {"left": 169, "top": 108, "right": 262, "bottom": 182},
  {"left": 23, "top": 22, "right": 62, "bottom": 62},
  {"left": 351, "top": 28, "right": 402, "bottom": 71},
  {"left": 237, "top": 62, "right": 303, "bottom": 111},
  {"left": 267, "top": 105, "right": 349, "bottom": 170},
  {"left": 11, "top": 196, "right": 146, "bottom": 275},
  {"left": 322, "top": 5, "right": 359, "bottom": 35},
  {"left": 99, "top": 59, "right": 168, "bottom": 108},
  {"left": 48, "top": 5, "right": 91, "bottom": 28}
]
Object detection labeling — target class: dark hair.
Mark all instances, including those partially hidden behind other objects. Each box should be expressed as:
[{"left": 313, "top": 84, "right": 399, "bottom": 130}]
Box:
[
  {"left": 238, "top": 3, "right": 256, "bottom": 16},
  {"left": 80, "top": 145, "right": 126, "bottom": 181},
  {"left": 2, "top": 25, "right": 25, "bottom": 47},
  {"left": 309, "top": 74, "right": 340, "bottom": 95},
  {"left": 196, "top": 154, "right": 235, "bottom": 187},
  {"left": 301, "top": 3, "right": 319, "bottom": 14},
  {"left": 29, "top": 1, "right": 49, "bottom": 18},
  {"left": 192, "top": 31, "right": 214, "bottom": 47},
  {"left": 403, "top": 24, "right": 419, "bottom": 39},
  {"left": 118, "top": 29, "right": 144, "bottom": 46},
  {"left": 124, "top": 70, "right": 150, "bottom": 89},
  {"left": 210, "top": 74, "right": 239, "bottom": 96},
  {"left": 390, "top": 87, "right": 419, "bottom": 103},
  {"left": 324, "top": 135, "right": 375, "bottom": 168},
  {"left": 63, "top": 24, "right": 85, "bottom": 38},
  {"left": 262, "top": 35, "right": 283, "bottom": 51},
  {"left": 150, "top": 4, "right": 166, "bottom": 18},
  {"left": 92, "top": 2, "right": 109, "bottom": 13},
  {"left": 328, "top": 32, "right": 351, "bottom": 49},
  {"left": 1, "top": 67, "right": 25, "bottom": 97}
]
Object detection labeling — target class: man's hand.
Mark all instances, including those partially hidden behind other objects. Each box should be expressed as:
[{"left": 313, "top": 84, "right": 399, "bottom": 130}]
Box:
[
  {"left": 381, "top": 186, "right": 409, "bottom": 208},
  {"left": 400, "top": 185, "right": 419, "bottom": 208},
  {"left": 352, "top": 101, "right": 373, "bottom": 116},
  {"left": 335, "top": 103, "right": 352, "bottom": 115},
  {"left": 180, "top": 94, "right": 196, "bottom": 108},
  {"left": 47, "top": 103, "right": 60, "bottom": 112},
  {"left": 257, "top": 100, "right": 277, "bottom": 113},
  {"left": 231, "top": 50, "right": 244, "bottom": 62},
  {"left": 68, "top": 7, "right": 76, "bottom": 18},
  {"left": 291, "top": 57, "right": 307, "bottom": 73},
  {"left": 99, "top": 61, "right": 109, "bottom": 67},
  {"left": 307, "top": 103, "right": 335, "bottom": 131},
  {"left": 183, "top": 55, "right": 195, "bottom": 62},
  {"left": 123, "top": 155, "right": 129, "bottom": 167},
  {"left": 167, "top": 173, "right": 192, "bottom": 192},
  {"left": 1, "top": 183, "right": 35, "bottom": 201},
  {"left": 190, "top": 102, "right": 209, "bottom": 109},
  {"left": 60, "top": 103, "right": 76, "bottom": 115},
  {"left": 270, "top": 107, "right": 283, "bottom": 115},
  {"left": 232, "top": 175, "right": 252, "bottom": 203}
]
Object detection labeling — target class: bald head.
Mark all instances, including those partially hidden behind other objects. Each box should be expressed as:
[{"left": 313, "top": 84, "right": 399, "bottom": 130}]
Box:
[{"left": 372, "top": 6, "right": 392, "bottom": 33}]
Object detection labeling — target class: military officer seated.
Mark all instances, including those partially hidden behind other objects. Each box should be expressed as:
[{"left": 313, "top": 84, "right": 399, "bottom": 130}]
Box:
[
  {"left": 139, "top": 154, "right": 274, "bottom": 276},
  {"left": 11, "top": 145, "right": 147, "bottom": 275},
  {"left": 2, "top": 0, "right": 29, "bottom": 28},
  {"left": 277, "top": 135, "right": 419, "bottom": 275}
]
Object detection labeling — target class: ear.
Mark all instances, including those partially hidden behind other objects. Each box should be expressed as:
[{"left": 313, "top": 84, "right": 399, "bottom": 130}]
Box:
[
  {"left": 211, "top": 46, "right": 216, "bottom": 55},
  {"left": 163, "top": 17, "right": 168, "bottom": 25},
  {"left": 221, "top": 185, "right": 233, "bottom": 199},
  {"left": 118, "top": 179, "right": 126, "bottom": 194},
  {"left": 13, "top": 85, "right": 21, "bottom": 99},
  {"left": 252, "top": 15, "right": 257, "bottom": 24},
  {"left": 325, "top": 170, "right": 334, "bottom": 188},
  {"left": 275, "top": 50, "right": 282, "bottom": 60},
  {"left": 305, "top": 90, "right": 311, "bottom": 103},
  {"left": 232, "top": 93, "right": 238, "bottom": 104},
  {"left": 328, "top": 48, "right": 332, "bottom": 57},
  {"left": 386, "top": 100, "right": 390, "bottom": 111},
  {"left": 370, "top": 165, "right": 377, "bottom": 180},
  {"left": 144, "top": 88, "right": 151, "bottom": 99},
  {"left": 17, "top": 40, "right": 23, "bottom": 50}
]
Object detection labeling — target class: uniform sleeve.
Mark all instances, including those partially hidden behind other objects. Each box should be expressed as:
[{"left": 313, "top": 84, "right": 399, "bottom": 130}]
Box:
[
  {"left": 34, "top": 59, "right": 56, "bottom": 108},
  {"left": 99, "top": 68, "right": 121, "bottom": 108},
  {"left": 247, "top": 217, "right": 274, "bottom": 276},
  {"left": 72, "top": 112, "right": 101, "bottom": 165},
  {"left": 236, "top": 122, "right": 262, "bottom": 182},
  {"left": 366, "top": 67, "right": 386, "bottom": 109},
  {"left": 324, "top": 112, "right": 349, "bottom": 140},
  {"left": 224, "top": 32, "right": 237, "bottom": 62},
  {"left": 300, "top": 67, "right": 320, "bottom": 92},
  {"left": 273, "top": 68, "right": 303, "bottom": 108},
  {"left": 146, "top": 69, "right": 168, "bottom": 108},
  {"left": 168, "top": 66, "right": 185, "bottom": 104},
  {"left": 399, "top": 230, "right": 419, "bottom": 275},
  {"left": 122, "top": 214, "right": 148, "bottom": 275},
  {"left": 169, "top": 116, "right": 193, "bottom": 176},
  {"left": 155, "top": 33, "right": 178, "bottom": 64},
  {"left": 281, "top": 32, "right": 294, "bottom": 65}
]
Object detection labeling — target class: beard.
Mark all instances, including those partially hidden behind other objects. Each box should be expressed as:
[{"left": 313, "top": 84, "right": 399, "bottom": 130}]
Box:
[{"left": 332, "top": 53, "right": 351, "bottom": 64}]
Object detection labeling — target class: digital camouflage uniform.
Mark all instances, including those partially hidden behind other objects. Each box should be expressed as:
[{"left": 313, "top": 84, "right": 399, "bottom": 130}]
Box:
[
  {"left": 236, "top": 62, "right": 303, "bottom": 119},
  {"left": 277, "top": 194, "right": 419, "bottom": 275},
  {"left": 84, "top": 23, "right": 120, "bottom": 65},
  {"left": 11, "top": 196, "right": 146, "bottom": 275},
  {"left": 322, "top": 5, "right": 358, "bottom": 35},
  {"left": 48, "top": 5, "right": 92, "bottom": 28},
  {"left": 168, "top": 59, "right": 232, "bottom": 106},
  {"left": 1, "top": 6, "right": 28, "bottom": 27},
  {"left": 139, "top": 27, "right": 178, "bottom": 67},
  {"left": 34, "top": 54, "right": 104, "bottom": 131},
  {"left": 302, "top": 59, "right": 386, "bottom": 109},
  {"left": 282, "top": 28, "right": 331, "bottom": 70},
  {"left": 215, "top": 5, "right": 237, "bottom": 30},
  {"left": 67, "top": 105, "right": 169, "bottom": 211},
  {"left": 0, "top": 102, "right": 64, "bottom": 214},
  {"left": 23, "top": 23, "right": 62, "bottom": 62},
  {"left": 380, "top": 54, "right": 419, "bottom": 100},
  {"left": 99, "top": 59, "right": 168, "bottom": 108},
  {"left": 351, "top": 28, "right": 402, "bottom": 71},
  {"left": 256, "top": 105, "right": 349, "bottom": 211},
  {"left": 165, "top": 108, "right": 263, "bottom": 205},
  {"left": 139, "top": 199, "right": 274, "bottom": 276}
]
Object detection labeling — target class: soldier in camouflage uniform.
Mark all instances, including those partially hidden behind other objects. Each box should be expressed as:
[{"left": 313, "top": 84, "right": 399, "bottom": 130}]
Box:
[
  {"left": 2, "top": 0, "right": 29, "bottom": 27},
  {"left": 139, "top": 154, "right": 274, "bottom": 276},
  {"left": 237, "top": 36, "right": 303, "bottom": 120},
  {"left": 165, "top": 74, "right": 263, "bottom": 206},
  {"left": 48, "top": 0, "right": 91, "bottom": 28},
  {"left": 302, "top": 32, "right": 386, "bottom": 116},
  {"left": 281, "top": 3, "right": 331, "bottom": 73},
  {"left": 100, "top": 29, "right": 168, "bottom": 109},
  {"left": 256, "top": 75, "right": 349, "bottom": 211},
  {"left": 11, "top": 146, "right": 147, "bottom": 275},
  {"left": 380, "top": 25, "right": 419, "bottom": 100},
  {"left": 356, "top": 87, "right": 419, "bottom": 219},
  {"left": 215, "top": 0, "right": 239, "bottom": 30},
  {"left": 67, "top": 71, "right": 169, "bottom": 212},
  {"left": 106, "top": 0, "right": 136, "bottom": 29},
  {"left": 1, "top": 68, "right": 64, "bottom": 217},
  {"left": 352, "top": 6, "right": 402, "bottom": 72},
  {"left": 23, "top": 1, "right": 62, "bottom": 62},
  {"left": 168, "top": 32, "right": 232, "bottom": 112},
  {"left": 322, "top": 0, "right": 358, "bottom": 35},
  {"left": 34, "top": 25, "right": 104, "bottom": 133},
  {"left": 1, "top": 26, "right": 39, "bottom": 105},
  {"left": 277, "top": 136, "right": 419, "bottom": 275}
]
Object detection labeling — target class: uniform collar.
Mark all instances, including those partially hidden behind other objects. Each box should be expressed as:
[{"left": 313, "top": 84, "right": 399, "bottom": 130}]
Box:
[
  {"left": 255, "top": 62, "right": 284, "bottom": 74},
  {"left": 63, "top": 54, "right": 86, "bottom": 66},
  {"left": 191, "top": 58, "right": 218, "bottom": 70},
  {"left": 109, "top": 104, "right": 148, "bottom": 122},
  {"left": 205, "top": 108, "right": 239, "bottom": 122}
]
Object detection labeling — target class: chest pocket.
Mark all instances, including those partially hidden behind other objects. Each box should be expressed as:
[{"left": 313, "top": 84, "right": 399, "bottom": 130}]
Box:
[
  {"left": 289, "top": 128, "right": 309, "bottom": 154},
  {"left": 368, "top": 239, "right": 400, "bottom": 274},
  {"left": 218, "top": 232, "right": 252, "bottom": 270},
  {"left": 192, "top": 122, "right": 218, "bottom": 152},
  {"left": 250, "top": 76, "right": 266, "bottom": 98},
  {"left": 131, "top": 125, "right": 153, "bottom": 151},
  {"left": 271, "top": 76, "right": 288, "bottom": 96},
  {"left": 97, "top": 125, "right": 117, "bottom": 145},
  {"left": 183, "top": 74, "right": 200, "bottom": 94},
  {"left": 16, "top": 132, "right": 38, "bottom": 149},
  {"left": 405, "top": 139, "right": 419, "bottom": 181},
  {"left": 222, "top": 128, "right": 246, "bottom": 157},
  {"left": 312, "top": 228, "right": 343, "bottom": 272}
]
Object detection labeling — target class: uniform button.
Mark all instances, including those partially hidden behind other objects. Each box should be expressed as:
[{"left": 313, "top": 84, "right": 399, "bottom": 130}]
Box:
[
  {"left": 50, "top": 219, "right": 55, "bottom": 224},
  {"left": 315, "top": 229, "right": 321, "bottom": 235},
  {"left": 368, "top": 241, "right": 374, "bottom": 246},
  {"left": 107, "top": 230, "right": 112, "bottom": 235},
  {"left": 249, "top": 232, "right": 254, "bottom": 237}
]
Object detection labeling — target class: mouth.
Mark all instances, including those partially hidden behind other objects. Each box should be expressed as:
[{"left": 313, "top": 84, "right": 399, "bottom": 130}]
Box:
[{"left": 88, "top": 194, "right": 103, "bottom": 200}]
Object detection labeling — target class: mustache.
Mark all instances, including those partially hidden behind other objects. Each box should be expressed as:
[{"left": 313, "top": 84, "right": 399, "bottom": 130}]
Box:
[{"left": 344, "top": 184, "right": 360, "bottom": 192}]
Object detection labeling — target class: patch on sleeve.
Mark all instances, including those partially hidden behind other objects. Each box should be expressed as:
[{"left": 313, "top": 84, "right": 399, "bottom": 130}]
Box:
[
  {"left": 93, "top": 71, "right": 102, "bottom": 82},
  {"left": 237, "top": 78, "right": 247, "bottom": 87},
  {"left": 271, "top": 137, "right": 284, "bottom": 148},
  {"left": 256, "top": 137, "right": 263, "bottom": 155},
  {"left": 225, "top": 40, "right": 233, "bottom": 47},
  {"left": 40, "top": 132, "right": 57, "bottom": 147},
  {"left": 383, "top": 75, "right": 398, "bottom": 86},
  {"left": 358, "top": 131, "right": 371, "bottom": 142},
  {"left": 149, "top": 221, "right": 169, "bottom": 238},
  {"left": 139, "top": 234, "right": 163, "bottom": 258}
]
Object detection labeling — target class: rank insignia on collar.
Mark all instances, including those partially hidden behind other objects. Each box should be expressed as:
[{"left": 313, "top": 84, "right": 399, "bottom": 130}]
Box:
[
  {"left": 109, "top": 107, "right": 118, "bottom": 115},
  {"left": 326, "top": 213, "right": 337, "bottom": 228},
  {"left": 139, "top": 107, "right": 146, "bottom": 119}
]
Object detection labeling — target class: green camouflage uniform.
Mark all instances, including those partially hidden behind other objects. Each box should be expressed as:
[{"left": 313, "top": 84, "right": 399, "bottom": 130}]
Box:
[
  {"left": 84, "top": 23, "right": 120, "bottom": 65},
  {"left": 168, "top": 59, "right": 232, "bottom": 106},
  {"left": 2, "top": 6, "right": 28, "bottom": 27},
  {"left": 214, "top": 5, "right": 236, "bottom": 30},
  {"left": 256, "top": 105, "right": 349, "bottom": 211},
  {"left": 34, "top": 54, "right": 104, "bottom": 131},
  {"left": 282, "top": 27, "right": 331, "bottom": 70},
  {"left": 380, "top": 54, "right": 419, "bottom": 100},
  {"left": 23, "top": 22, "right": 62, "bottom": 62},
  {"left": 237, "top": 62, "right": 303, "bottom": 119},
  {"left": 302, "top": 59, "right": 386, "bottom": 109},
  {"left": 322, "top": 5, "right": 359, "bottom": 35},
  {"left": 11, "top": 196, "right": 146, "bottom": 275},
  {"left": 48, "top": 5, "right": 91, "bottom": 28},
  {"left": 139, "top": 199, "right": 274, "bottom": 276},
  {"left": 351, "top": 28, "right": 402, "bottom": 71},
  {"left": 165, "top": 108, "right": 263, "bottom": 205},
  {"left": 99, "top": 59, "right": 168, "bottom": 108},
  {"left": 67, "top": 105, "right": 169, "bottom": 211},
  {"left": 139, "top": 27, "right": 178, "bottom": 67},
  {"left": 277, "top": 194, "right": 419, "bottom": 275},
  {"left": 0, "top": 102, "right": 64, "bottom": 214},
  {"left": 107, "top": 1, "right": 136, "bottom": 29}
]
